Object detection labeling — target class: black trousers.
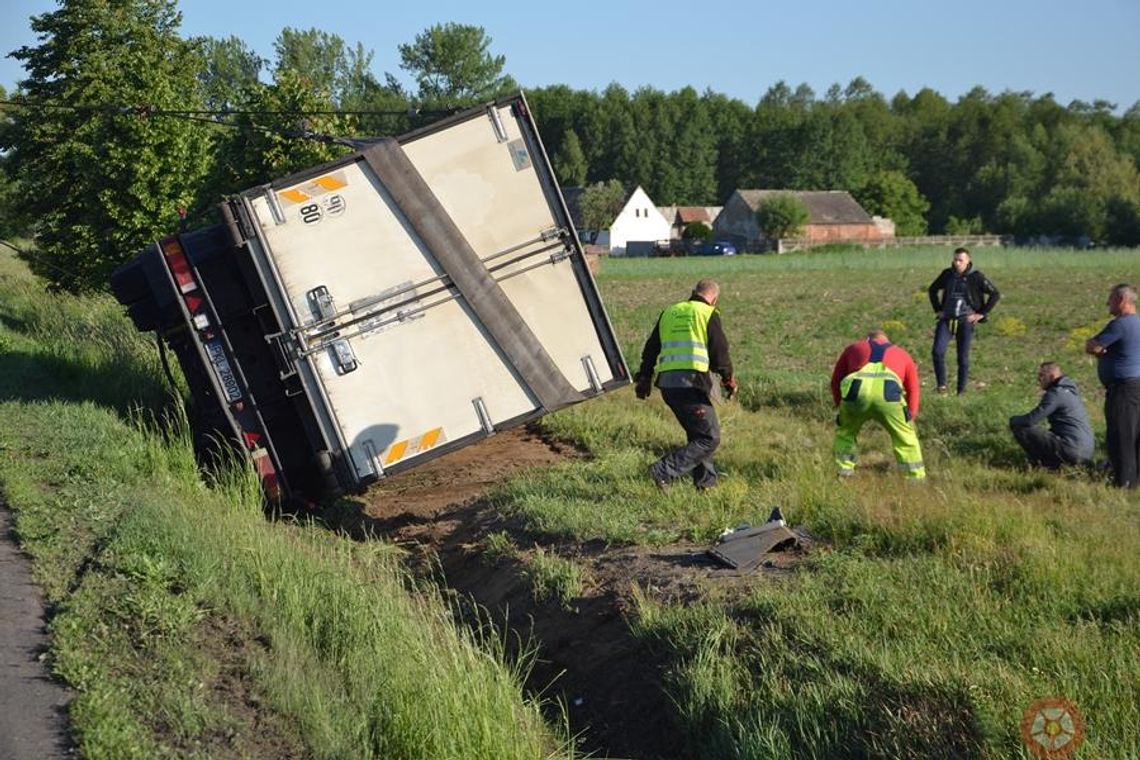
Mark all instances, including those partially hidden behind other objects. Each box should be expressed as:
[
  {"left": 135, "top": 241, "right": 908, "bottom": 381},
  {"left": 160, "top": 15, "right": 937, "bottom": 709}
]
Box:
[
  {"left": 652, "top": 388, "right": 720, "bottom": 489},
  {"left": 1105, "top": 377, "right": 1140, "bottom": 488},
  {"left": 1010, "top": 425, "right": 1087, "bottom": 470},
  {"left": 932, "top": 316, "right": 975, "bottom": 394}
]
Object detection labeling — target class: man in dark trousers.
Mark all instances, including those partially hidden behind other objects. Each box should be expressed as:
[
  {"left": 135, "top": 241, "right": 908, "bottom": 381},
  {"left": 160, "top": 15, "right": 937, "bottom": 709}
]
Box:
[
  {"left": 1008, "top": 362, "right": 1094, "bottom": 470},
  {"left": 634, "top": 278, "right": 737, "bottom": 490},
  {"left": 928, "top": 247, "right": 1001, "bottom": 395},
  {"left": 1086, "top": 283, "right": 1140, "bottom": 488}
]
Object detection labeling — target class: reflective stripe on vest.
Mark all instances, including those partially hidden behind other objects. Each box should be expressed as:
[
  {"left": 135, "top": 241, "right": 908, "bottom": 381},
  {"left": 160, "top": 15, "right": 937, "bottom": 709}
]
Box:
[{"left": 656, "top": 300, "right": 715, "bottom": 373}]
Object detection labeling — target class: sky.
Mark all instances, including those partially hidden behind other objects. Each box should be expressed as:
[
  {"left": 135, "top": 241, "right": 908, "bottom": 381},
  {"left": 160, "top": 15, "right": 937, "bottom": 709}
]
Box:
[{"left": 2, "top": 0, "right": 1139, "bottom": 110}]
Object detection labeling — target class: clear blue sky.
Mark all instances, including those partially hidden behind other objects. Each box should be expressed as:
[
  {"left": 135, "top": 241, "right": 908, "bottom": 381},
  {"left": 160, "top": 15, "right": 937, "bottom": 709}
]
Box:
[{"left": 3, "top": 0, "right": 1138, "bottom": 110}]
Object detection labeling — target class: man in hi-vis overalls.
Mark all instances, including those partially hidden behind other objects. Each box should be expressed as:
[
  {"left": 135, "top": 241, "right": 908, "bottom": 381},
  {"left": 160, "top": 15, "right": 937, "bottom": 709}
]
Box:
[{"left": 830, "top": 329, "right": 926, "bottom": 480}]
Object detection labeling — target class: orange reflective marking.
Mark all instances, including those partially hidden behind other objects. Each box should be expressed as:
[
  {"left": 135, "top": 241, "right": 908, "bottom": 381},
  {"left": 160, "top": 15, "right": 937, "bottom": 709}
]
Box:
[
  {"left": 419, "top": 427, "right": 442, "bottom": 450},
  {"left": 315, "top": 175, "right": 346, "bottom": 191},
  {"left": 385, "top": 441, "right": 408, "bottom": 464}
]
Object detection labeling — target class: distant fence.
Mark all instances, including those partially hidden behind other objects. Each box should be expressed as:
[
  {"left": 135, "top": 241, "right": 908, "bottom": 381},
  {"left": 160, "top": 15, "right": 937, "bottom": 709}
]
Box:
[{"left": 776, "top": 234, "right": 1012, "bottom": 253}]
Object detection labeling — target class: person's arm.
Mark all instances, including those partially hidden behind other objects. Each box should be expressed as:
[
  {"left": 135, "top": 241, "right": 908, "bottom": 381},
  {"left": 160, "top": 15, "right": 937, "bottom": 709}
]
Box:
[
  {"left": 1009, "top": 389, "right": 1059, "bottom": 429},
  {"left": 978, "top": 273, "right": 1001, "bottom": 317},
  {"left": 927, "top": 272, "right": 943, "bottom": 314},
  {"left": 1086, "top": 321, "right": 1117, "bottom": 356},
  {"left": 634, "top": 316, "right": 663, "bottom": 399},
  {"left": 636, "top": 314, "right": 663, "bottom": 380},
  {"left": 831, "top": 347, "right": 853, "bottom": 406},
  {"left": 902, "top": 355, "right": 921, "bottom": 419},
  {"left": 706, "top": 312, "right": 734, "bottom": 384}
]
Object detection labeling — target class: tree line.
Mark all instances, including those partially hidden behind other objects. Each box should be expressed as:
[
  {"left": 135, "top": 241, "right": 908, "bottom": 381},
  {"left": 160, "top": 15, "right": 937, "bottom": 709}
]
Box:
[
  {"left": 529, "top": 80, "right": 1140, "bottom": 245},
  {"left": 1, "top": 0, "right": 1138, "bottom": 292}
]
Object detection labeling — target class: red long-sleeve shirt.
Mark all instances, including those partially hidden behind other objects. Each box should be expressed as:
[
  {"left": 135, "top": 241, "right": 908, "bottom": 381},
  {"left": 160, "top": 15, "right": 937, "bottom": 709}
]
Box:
[{"left": 830, "top": 339, "right": 921, "bottom": 419}]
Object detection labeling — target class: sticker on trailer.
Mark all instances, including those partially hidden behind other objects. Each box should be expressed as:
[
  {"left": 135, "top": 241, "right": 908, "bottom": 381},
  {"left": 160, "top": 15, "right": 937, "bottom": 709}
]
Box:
[
  {"left": 383, "top": 427, "right": 446, "bottom": 465},
  {"left": 507, "top": 139, "right": 532, "bottom": 171},
  {"left": 276, "top": 171, "right": 349, "bottom": 207}
]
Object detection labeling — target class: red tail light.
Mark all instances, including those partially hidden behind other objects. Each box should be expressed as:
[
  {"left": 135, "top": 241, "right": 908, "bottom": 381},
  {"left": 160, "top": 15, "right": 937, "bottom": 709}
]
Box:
[{"left": 160, "top": 237, "right": 197, "bottom": 293}]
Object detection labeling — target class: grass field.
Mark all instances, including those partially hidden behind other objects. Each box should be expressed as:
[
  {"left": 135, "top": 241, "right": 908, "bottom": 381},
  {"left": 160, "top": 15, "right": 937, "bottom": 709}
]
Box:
[
  {"left": 1, "top": 243, "right": 1137, "bottom": 758},
  {"left": 512, "top": 247, "right": 1140, "bottom": 757}
]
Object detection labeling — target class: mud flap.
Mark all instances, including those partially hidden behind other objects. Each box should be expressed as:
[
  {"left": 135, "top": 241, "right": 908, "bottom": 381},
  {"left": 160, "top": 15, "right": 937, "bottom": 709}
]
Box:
[{"left": 707, "top": 520, "right": 800, "bottom": 572}]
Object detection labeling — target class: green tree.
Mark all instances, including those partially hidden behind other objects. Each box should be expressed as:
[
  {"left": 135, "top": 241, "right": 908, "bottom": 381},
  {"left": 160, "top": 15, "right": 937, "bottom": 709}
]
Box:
[
  {"left": 202, "top": 69, "right": 354, "bottom": 203},
  {"left": 704, "top": 91, "right": 752, "bottom": 202},
  {"left": 273, "top": 27, "right": 379, "bottom": 110},
  {"left": 397, "top": 23, "right": 517, "bottom": 106},
  {"left": 197, "top": 35, "right": 263, "bottom": 111},
  {"left": 893, "top": 88, "right": 953, "bottom": 230},
  {"left": 552, "top": 128, "right": 587, "bottom": 186},
  {"left": 1035, "top": 125, "right": 1140, "bottom": 243},
  {"left": 944, "top": 215, "right": 984, "bottom": 234},
  {"left": 667, "top": 86, "right": 717, "bottom": 204},
  {"left": 579, "top": 179, "right": 626, "bottom": 231},
  {"left": 0, "top": 84, "right": 25, "bottom": 240},
  {"left": 682, "top": 221, "right": 711, "bottom": 240},
  {"left": 6, "top": 0, "right": 212, "bottom": 291},
  {"left": 792, "top": 107, "right": 874, "bottom": 191},
  {"left": 855, "top": 170, "right": 930, "bottom": 235},
  {"left": 756, "top": 195, "right": 810, "bottom": 240}
]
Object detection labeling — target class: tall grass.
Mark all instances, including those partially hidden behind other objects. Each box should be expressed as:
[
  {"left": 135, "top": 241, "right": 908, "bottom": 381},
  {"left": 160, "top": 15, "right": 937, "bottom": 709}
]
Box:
[{"left": 0, "top": 247, "right": 572, "bottom": 758}]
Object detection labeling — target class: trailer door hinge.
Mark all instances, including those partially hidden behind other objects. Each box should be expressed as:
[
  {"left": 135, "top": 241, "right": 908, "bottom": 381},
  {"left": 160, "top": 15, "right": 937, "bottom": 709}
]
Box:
[{"left": 486, "top": 106, "right": 509, "bottom": 143}]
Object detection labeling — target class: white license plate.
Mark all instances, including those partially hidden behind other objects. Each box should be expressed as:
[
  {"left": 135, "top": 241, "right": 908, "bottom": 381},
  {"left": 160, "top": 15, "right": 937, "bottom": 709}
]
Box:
[{"left": 205, "top": 339, "right": 242, "bottom": 402}]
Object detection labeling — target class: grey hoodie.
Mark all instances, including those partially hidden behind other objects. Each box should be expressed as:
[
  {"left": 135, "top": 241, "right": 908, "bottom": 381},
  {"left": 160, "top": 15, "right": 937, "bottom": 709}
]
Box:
[{"left": 1009, "top": 376, "right": 1095, "bottom": 460}]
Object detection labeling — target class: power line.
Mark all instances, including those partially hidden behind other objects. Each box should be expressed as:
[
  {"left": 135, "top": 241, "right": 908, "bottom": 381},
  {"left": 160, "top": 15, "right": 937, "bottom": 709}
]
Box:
[
  {"left": 0, "top": 97, "right": 446, "bottom": 146},
  {"left": 0, "top": 98, "right": 451, "bottom": 118}
]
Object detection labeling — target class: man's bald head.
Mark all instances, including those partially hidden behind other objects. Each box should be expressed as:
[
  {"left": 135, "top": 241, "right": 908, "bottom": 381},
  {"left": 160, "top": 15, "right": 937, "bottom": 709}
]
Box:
[{"left": 693, "top": 279, "right": 720, "bottom": 304}]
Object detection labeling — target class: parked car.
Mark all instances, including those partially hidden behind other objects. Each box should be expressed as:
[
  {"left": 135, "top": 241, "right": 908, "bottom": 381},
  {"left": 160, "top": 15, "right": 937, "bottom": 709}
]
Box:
[{"left": 692, "top": 239, "right": 738, "bottom": 256}]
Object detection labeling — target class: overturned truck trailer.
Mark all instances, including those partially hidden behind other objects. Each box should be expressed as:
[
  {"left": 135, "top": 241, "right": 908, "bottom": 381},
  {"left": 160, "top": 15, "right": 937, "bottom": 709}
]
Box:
[{"left": 111, "top": 94, "right": 629, "bottom": 503}]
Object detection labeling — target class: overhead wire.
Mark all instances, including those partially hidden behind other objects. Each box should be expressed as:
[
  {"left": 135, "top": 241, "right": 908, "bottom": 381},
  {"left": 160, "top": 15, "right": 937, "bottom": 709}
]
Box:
[
  {"left": 0, "top": 95, "right": 460, "bottom": 279},
  {"left": 0, "top": 98, "right": 453, "bottom": 118},
  {"left": 0, "top": 97, "right": 461, "bottom": 147}
]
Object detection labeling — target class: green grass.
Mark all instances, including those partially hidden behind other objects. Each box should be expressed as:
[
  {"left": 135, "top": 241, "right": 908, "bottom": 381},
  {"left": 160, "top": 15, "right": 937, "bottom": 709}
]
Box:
[
  {"left": 0, "top": 247, "right": 573, "bottom": 759},
  {"left": 2, "top": 242, "right": 1138, "bottom": 757},
  {"left": 523, "top": 547, "right": 591, "bottom": 611},
  {"left": 496, "top": 247, "right": 1139, "bottom": 757}
]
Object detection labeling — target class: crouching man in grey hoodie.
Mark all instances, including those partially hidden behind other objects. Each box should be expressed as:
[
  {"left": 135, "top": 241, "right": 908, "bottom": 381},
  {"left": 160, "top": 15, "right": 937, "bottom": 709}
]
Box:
[{"left": 1009, "top": 361, "right": 1095, "bottom": 469}]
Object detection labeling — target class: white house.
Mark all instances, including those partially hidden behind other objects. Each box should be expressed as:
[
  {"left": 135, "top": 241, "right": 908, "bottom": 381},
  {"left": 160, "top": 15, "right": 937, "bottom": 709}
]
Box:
[{"left": 608, "top": 186, "right": 671, "bottom": 256}]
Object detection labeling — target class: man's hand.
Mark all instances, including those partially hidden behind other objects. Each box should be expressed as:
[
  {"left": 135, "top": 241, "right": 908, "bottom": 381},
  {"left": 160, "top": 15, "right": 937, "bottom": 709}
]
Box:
[
  {"left": 1086, "top": 339, "right": 1106, "bottom": 357},
  {"left": 634, "top": 374, "right": 653, "bottom": 399},
  {"left": 967, "top": 313, "right": 984, "bottom": 324},
  {"left": 722, "top": 376, "right": 738, "bottom": 400}
]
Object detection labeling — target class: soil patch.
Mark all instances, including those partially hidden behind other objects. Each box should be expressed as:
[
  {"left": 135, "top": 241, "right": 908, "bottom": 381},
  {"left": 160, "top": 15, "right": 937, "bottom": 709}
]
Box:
[
  {"left": 322, "top": 425, "right": 808, "bottom": 760},
  {"left": 187, "top": 616, "right": 309, "bottom": 759}
]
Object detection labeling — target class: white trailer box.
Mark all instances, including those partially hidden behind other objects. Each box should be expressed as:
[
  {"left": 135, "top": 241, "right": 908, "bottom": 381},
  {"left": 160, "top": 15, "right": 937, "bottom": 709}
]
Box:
[{"left": 111, "top": 94, "right": 629, "bottom": 503}]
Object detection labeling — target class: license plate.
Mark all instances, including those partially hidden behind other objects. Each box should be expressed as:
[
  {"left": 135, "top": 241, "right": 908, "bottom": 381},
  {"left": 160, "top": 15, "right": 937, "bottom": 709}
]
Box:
[{"left": 205, "top": 339, "right": 242, "bottom": 402}]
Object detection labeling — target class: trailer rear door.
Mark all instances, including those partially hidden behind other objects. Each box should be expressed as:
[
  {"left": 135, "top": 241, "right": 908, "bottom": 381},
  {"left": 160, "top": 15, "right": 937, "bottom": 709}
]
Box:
[{"left": 236, "top": 96, "right": 626, "bottom": 488}]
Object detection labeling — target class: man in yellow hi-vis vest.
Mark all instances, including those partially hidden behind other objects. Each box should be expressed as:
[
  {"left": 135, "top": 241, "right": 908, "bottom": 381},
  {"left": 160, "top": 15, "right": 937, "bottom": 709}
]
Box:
[
  {"left": 634, "top": 279, "right": 737, "bottom": 490},
  {"left": 830, "top": 329, "right": 926, "bottom": 480}
]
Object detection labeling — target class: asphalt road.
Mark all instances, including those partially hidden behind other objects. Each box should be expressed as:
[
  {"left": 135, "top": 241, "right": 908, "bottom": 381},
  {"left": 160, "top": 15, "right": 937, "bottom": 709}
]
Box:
[{"left": 0, "top": 506, "right": 72, "bottom": 758}]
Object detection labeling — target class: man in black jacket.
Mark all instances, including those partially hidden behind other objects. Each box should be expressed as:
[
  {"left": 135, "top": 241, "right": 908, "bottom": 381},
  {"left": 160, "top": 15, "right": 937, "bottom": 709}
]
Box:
[
  {"left": 928, "top": 248, "right": 1000, "bottom": 395},
  {"left": 1009, "top": 362, "right": 1094, "bottom": 469},
  {"left": 634, "top": 279, "right": 736, "bottom": 490}
]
